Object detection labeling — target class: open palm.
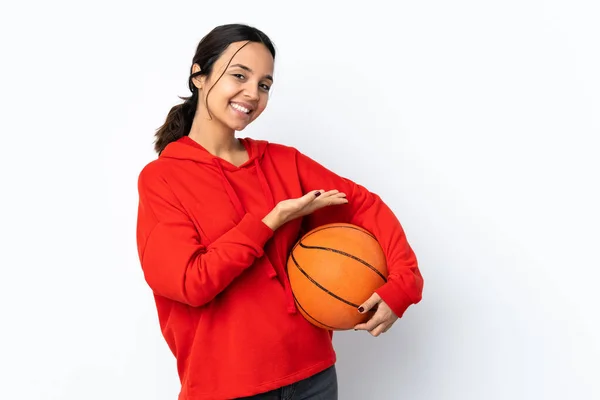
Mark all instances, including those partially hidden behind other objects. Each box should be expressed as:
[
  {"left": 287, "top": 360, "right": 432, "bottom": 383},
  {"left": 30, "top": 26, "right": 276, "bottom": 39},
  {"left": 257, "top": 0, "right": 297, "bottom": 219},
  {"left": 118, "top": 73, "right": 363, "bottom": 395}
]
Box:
[{"left": 277, "top": 189, "right": 348, "bottom": 223}]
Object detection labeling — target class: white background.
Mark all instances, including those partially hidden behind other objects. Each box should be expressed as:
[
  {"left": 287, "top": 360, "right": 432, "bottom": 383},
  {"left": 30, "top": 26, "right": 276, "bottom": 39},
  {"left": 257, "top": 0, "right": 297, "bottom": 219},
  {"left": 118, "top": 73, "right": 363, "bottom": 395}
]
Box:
[{"left": 1, "top": 1, "right": 599, "bottom": 399}]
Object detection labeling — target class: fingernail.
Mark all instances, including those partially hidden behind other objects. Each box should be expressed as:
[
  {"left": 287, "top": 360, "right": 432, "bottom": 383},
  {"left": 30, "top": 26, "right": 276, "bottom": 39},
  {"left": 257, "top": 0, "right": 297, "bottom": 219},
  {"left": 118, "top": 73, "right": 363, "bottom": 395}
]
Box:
[
  {"left": 358, "top": 306, "right": 364, "bottom": 313},
  {"left": 315, "top": 192, "right": 321, "bottom": 197}
]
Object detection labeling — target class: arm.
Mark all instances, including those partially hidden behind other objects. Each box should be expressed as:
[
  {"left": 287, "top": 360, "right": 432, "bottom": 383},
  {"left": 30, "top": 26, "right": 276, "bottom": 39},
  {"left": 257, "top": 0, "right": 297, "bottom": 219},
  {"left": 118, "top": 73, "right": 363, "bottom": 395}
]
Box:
[
  {"left": 295, "top": 149, "right": 424, "bottom": 318},
  {"left": 136, "top": 166, "right": 276, "bottom": 307}
]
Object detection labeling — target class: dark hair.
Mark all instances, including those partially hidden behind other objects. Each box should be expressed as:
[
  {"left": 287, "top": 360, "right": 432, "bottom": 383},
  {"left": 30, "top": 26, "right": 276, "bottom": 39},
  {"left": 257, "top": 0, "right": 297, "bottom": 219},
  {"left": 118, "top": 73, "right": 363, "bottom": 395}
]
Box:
[{"left": 153, "top": 24, "right": 276, "bottom": 154}]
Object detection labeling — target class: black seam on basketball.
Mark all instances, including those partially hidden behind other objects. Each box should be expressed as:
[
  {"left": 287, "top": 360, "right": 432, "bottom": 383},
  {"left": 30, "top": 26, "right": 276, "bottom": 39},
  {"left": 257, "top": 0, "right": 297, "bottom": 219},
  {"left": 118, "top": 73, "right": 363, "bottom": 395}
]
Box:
[
  {"left": 297, "top": 243, "right": 387, "bottom": 283},
  {"left": 292, "top": 292, "right": 341, "bottom": 330},
  {"left": 302, "top": 225, "right": 376, "bottom": 240},
  {"left": 291, "top": 252, "right": 361, "bottom": 308}
]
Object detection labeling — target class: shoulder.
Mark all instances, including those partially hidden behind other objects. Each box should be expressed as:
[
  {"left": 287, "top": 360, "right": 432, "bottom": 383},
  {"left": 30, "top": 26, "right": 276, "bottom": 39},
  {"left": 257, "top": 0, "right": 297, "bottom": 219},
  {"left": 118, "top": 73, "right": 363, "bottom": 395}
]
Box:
[
  {"left": 265, "top": 141, "right": 322, "bottom": 166},
  {"left": 242, "top": 137, "right": 303, "bottom": 161},
  {"left": 261, "top": 140, "right": 302, "bottom": 158},
  {"left": 137, "top": 158, "right": 174, "bottom": 191}
]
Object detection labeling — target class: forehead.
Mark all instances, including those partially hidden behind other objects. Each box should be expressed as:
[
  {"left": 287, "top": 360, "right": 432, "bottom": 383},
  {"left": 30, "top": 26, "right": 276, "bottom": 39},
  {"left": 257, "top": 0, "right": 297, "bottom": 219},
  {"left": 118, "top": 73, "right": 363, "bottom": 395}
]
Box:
[{"left": 215, "top": 41, "right": 274, "bottom": 76}]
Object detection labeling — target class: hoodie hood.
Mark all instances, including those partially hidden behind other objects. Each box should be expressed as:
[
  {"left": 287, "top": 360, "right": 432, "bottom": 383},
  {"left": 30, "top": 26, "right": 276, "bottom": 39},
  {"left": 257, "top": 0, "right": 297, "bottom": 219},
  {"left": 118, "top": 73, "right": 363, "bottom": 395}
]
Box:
[
  {"left": 160, "top": 136, "right": 269, "bottom": 169},
  {"left": 159, "top": 135, "right": 297, "bottom": 314}
]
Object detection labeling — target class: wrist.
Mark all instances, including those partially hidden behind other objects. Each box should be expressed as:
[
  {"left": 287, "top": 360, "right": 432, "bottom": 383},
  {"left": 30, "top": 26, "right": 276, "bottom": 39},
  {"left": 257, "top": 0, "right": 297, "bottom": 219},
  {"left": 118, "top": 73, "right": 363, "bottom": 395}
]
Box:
[{"left": 262, "top": 207, "right": 286, "bottom": 231}]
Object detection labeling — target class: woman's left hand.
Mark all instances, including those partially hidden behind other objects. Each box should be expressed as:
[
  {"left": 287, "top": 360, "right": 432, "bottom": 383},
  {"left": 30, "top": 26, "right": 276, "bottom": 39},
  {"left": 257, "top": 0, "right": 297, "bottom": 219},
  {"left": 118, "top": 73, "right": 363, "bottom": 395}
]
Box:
[{"left": 353, "top": 293, "right": 398, "bottom": 337}]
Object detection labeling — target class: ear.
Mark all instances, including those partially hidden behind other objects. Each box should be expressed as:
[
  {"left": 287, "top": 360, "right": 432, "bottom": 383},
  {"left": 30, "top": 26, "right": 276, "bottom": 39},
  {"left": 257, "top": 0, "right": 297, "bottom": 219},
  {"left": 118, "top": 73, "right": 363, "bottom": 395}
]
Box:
[{"left": 191, "top": 63, "right": 205, "bottom": 90}]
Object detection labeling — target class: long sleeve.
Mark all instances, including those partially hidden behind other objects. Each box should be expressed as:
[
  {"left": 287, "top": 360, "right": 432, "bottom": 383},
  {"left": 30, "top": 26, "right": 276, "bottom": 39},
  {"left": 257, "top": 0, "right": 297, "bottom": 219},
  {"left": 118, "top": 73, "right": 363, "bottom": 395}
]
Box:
[
  {"left": 136, "top": 166, "right": 274, "bottom": 307},
  {"left": 295, "top": 149, "right": 424, "bottom": 318}
]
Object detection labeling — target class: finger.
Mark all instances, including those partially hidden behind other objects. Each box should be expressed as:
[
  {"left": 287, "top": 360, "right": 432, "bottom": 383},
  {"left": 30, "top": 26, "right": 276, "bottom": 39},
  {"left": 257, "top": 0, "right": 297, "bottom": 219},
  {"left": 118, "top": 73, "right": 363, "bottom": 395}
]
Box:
[
  {"left": 382, "top": 323, "right": 394, "bottom": 333},
  {"left": 312, "top": 193, "right": 348, "bottom": 209},
  {"left": 319, "top": 189, "right": 338, "bottom": 194},
  {"left": 353, "top": 309, "right": 384, "bottom": 331},
  {"left": 317, "top": 189, "right": 346, "bottom": 199},
  {"left": 299, "top": 189, "right": 325, "bottom": 205},
  {"left": 327, "top": 192, "right": 348, "bottom": 201},
  {"left": 357, "top": 292, "right": 381, "bottom": 314},
  {"left": 369, "top": 322, "right": 388, "bottom": 337},
  {"left": 354, "top": 316, "right": 382, "bottom": 332},
  {"left": 322, "top": 197, "right": 349, "bottom": 206}
]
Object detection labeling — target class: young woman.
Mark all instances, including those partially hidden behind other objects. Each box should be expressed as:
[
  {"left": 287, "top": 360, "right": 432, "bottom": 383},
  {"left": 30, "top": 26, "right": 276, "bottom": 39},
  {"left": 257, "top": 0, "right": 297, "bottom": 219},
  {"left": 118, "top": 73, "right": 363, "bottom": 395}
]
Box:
[{"left": 136, "top": 23, "right": 424, "bottom": 400}]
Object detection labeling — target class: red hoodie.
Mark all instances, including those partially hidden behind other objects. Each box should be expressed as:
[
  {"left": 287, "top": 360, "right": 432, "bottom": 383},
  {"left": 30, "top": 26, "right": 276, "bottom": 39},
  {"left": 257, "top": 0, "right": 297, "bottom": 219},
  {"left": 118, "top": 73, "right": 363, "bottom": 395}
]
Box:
[{"left": 136, "top": 136, "right": 423, "bottom": 399}]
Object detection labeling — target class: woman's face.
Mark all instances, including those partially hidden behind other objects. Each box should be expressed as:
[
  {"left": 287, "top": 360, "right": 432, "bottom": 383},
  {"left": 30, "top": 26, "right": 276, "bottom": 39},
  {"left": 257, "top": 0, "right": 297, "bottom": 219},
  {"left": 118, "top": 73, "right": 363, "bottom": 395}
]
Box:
[{"left": 193, "top": 41, "right": 274, "bottom": 132}]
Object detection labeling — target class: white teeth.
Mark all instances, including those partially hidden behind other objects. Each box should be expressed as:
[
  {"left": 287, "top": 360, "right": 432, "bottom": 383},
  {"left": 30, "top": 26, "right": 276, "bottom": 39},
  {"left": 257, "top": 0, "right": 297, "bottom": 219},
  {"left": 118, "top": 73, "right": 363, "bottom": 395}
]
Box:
[{"left": 231, "top": 103, "right": 250, "bottom": 114}]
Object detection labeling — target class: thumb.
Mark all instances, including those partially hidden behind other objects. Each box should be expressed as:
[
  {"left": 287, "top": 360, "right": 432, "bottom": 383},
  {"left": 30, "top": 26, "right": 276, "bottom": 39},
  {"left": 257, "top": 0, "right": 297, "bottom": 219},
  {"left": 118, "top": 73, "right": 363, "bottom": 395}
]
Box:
[{"left": 357, "top": 292, "right": 381, "bottom": 314}]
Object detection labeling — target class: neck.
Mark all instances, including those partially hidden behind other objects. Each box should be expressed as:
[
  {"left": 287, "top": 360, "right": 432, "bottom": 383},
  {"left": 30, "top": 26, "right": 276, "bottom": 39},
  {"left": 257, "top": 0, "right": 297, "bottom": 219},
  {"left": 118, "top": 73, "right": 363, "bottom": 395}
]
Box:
[{"left": 187, "top": 112, "right": 240, "bottom": 157}]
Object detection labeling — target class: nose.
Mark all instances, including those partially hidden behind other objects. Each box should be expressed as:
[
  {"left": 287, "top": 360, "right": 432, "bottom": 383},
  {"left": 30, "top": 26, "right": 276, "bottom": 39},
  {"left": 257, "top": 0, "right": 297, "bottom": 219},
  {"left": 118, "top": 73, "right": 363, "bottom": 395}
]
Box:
[{"left": 243, "top": 82, "right": 259, "bottom": 100}]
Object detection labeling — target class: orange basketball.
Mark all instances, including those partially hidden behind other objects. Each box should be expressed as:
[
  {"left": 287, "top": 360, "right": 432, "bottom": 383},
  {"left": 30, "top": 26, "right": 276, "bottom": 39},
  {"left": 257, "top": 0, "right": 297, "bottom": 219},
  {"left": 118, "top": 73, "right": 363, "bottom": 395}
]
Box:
[{"left": 287, "top": 223, "right": 388, "bottom": 331}]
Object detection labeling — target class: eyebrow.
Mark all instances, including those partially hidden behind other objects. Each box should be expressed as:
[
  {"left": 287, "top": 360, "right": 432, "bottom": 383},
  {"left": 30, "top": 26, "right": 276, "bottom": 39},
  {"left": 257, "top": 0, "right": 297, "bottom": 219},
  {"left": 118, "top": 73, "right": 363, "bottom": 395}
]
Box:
[{"left": 229, "top": 63, "right": 273, "bottom": 82}]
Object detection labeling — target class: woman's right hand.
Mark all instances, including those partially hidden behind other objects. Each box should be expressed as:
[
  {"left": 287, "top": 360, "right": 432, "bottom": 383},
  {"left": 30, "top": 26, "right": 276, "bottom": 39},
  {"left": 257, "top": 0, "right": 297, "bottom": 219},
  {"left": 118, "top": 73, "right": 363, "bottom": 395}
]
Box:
[{"left": 262, "top": 189, "right": 348, "bottom": 231}]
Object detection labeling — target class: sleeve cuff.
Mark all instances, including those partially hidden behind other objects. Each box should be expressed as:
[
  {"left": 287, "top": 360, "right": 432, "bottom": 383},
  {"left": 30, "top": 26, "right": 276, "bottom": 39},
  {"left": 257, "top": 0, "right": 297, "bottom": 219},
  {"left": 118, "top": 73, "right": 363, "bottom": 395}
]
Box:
[
  {"left": 236, "top": 213, "right": 275, "bottom": 250},
  {"left": 375, "top": 279, "right": 414, "bottom": 318}
]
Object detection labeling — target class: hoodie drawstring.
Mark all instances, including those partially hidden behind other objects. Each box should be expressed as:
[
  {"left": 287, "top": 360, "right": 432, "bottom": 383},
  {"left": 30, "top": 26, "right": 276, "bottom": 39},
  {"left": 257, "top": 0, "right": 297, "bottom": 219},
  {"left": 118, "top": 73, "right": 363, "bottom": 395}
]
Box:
[
  {"left": 254, "top": 159, "right": 297, "bottom": 314},
  {"left": 214, "top": 158, "right": 297, "bottom": 314},
  {"left": 214, "top": 160, "right": 246, "bottom": 220}
]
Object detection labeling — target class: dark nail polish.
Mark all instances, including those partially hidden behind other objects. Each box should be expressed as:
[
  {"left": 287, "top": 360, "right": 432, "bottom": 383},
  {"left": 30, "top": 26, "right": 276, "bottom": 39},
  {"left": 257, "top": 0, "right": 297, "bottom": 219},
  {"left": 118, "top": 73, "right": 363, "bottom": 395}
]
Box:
[
  {"left": 315, "top": 192, "right": 321, "bottom": 197},
  {"left": 358, "top": 306, "right": 364, "bottom": 313}
]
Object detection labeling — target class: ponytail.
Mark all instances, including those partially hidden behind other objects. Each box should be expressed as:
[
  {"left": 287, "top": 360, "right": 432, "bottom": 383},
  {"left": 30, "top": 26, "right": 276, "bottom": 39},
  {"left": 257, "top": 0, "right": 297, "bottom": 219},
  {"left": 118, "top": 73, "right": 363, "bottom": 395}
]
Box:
[{"left": 153, "top": 90, "right": 199, "bottom": 154}]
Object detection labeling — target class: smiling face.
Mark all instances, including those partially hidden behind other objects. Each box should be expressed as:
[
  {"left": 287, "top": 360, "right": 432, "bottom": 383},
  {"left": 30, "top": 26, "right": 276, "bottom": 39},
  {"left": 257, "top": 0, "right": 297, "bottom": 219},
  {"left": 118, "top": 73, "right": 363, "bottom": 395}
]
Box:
[{"left": 192, "top": 41, "right": 274, "bottom": 132}]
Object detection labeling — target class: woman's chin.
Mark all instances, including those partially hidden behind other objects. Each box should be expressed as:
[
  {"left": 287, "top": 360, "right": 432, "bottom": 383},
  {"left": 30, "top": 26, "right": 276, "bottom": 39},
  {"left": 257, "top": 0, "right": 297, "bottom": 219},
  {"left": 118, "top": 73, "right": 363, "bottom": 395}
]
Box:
[
  {"left": 226, "top": 119, "right": 253, "bottom": 132},
  {"left": 228, "top": 123, "right": 248, "bottom": 132}
]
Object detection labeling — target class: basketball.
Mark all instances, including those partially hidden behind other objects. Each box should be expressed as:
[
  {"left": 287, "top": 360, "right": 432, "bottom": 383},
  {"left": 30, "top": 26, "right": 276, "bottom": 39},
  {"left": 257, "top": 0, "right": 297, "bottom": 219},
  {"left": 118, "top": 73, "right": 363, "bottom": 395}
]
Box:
[{"left": 287, "top": 223, "right": 388, "bottom": 331}]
